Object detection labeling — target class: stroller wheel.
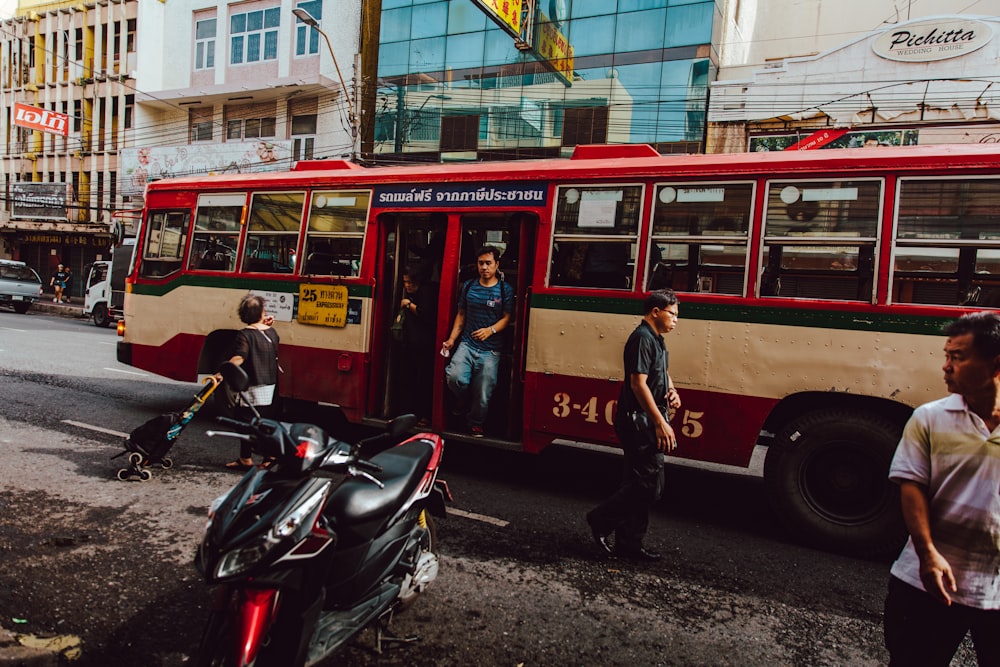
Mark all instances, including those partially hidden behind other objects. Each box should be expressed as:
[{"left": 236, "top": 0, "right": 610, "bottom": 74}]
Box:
[
  {"left": 128, "top": 452, "right": 143, "bottom": 466},
  {"left": 160, "top": 457, "right": 173, "bottom": 470},
  {"left": 139, "top": 469, "right": 153, "bottom": 481},
  {"left": 116, "top": 469, "right": 131, "bottom": 481}
]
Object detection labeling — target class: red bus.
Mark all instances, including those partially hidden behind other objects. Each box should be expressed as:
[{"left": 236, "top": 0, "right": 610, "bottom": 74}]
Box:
[{"left": 117, "top": 143, "right": 1000, "bottom": 554}]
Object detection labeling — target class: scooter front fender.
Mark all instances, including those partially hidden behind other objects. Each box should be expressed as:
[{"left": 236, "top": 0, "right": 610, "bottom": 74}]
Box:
[{"left": 235, "top": 588, "right": 277, "bottom": 666}]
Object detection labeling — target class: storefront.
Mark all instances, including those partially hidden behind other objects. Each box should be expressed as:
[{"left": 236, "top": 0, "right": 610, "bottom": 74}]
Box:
[{"left": 707, "top": 15, "right": 1000, "bottom": 153}]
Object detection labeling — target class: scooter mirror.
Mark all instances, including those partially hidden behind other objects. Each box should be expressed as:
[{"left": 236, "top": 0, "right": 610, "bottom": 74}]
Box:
[{"left": 218, "top": 361, "right": 249, "bottom": 391}]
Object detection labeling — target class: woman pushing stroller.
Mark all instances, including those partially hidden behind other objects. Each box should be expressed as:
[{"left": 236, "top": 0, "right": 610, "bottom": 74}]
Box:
[{"left": 220, "top": 294, "right": 281, "bottom": 470}]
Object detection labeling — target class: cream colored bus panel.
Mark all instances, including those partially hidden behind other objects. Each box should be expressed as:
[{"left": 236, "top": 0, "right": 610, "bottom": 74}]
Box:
[{"left": 526, "top": 307, "right": 943, "bottom": 407}]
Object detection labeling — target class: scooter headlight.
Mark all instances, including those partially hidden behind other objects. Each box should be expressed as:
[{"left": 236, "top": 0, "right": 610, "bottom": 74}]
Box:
[{"left": 213, "top": 485, "right": 328, "bottom": 579}]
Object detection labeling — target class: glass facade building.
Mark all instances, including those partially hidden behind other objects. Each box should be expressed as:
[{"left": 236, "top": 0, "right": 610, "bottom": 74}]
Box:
[{"left": 373, "top": 0, "right": 716, "bottom": 163}]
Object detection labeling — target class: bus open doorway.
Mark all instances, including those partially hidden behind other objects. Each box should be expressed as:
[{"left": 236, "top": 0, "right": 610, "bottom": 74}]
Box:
[{"left": 374, "top": 211, "right": 536, "bottom": 445}]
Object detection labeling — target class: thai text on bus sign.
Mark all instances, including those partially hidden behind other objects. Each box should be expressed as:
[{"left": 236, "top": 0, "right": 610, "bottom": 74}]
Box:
[
  {"left": 298, "top": 284, "right": 349, "bottom": 328},
  {"left": 375, "top": 182, "right": 547, "bottom": 208}
]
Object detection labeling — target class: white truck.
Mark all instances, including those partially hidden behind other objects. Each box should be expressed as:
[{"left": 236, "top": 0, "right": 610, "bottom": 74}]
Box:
[{"left": 84, "top": 239, "right": 135, "bottom": 327}]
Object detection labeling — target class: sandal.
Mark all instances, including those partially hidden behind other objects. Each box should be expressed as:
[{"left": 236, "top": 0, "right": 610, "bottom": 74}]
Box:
[
  {"left": 224, "top": 459, "right": 254, "bottom": 471},
  {"left": 258, "top": 457, "right": 278, "bottom": 470}
]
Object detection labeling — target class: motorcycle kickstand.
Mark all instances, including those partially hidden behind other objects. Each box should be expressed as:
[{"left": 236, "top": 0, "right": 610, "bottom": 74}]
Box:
[{"left": 374, "top": 608, "right": 419, "bottom": 654}]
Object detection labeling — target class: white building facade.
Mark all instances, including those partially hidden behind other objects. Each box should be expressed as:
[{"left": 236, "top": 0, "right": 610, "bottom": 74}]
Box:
[
  {"left": 0, "top": 0, "right": 359, "bottom": 289},
  {"left": 709, "top": 3, "right": 1000, "bottom": 152}
]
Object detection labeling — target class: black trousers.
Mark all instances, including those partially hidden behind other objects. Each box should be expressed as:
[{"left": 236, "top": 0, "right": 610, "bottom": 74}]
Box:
[
  {"left": 587, "top": 414, "right": 664, "bottom": 551},
  {"left": 884, "top": 576, "right": 1000, "bottom": 666}
]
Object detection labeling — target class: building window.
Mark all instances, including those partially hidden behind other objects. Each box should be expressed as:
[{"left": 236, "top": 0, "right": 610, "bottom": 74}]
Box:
[
  {"left": 230, "top": 8, "right": 280, "bottom": 65},
  {"left": 195, "top": 18, "right": 216, "bottom": 70},
  {"left": 294, "top": 0, "right": 321, "bottom": 56},
  {"left": 562, "top": 106, "right": 609, "bottom": 147},
  {"left": 441, "top": 114, "right": 479, "bottom": 152},
  {"left": 190, "top": 109, "right": 214, "bottom": 142},
  {"left": 226, "top": 117, "right": 276, "bottom": 140},
  {"left": 291, "top": 113, "right": 317, "bottom": 161}
]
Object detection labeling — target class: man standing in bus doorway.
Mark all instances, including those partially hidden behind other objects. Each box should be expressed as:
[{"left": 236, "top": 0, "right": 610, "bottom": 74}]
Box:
[
  {"left": 442, "top": 245, "right": 514, "bottom": 438},
  {"left": 883, "top": 310, "right": 1000, "bottom": 666},
  {"left": 586, "top": 289, "right": 682, "bottom": 562}
]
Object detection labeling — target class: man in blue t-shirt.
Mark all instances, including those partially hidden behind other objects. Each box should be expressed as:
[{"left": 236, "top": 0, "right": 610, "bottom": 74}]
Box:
[{"left": 442, "top": 245, "right": 514, "bottom": 437}]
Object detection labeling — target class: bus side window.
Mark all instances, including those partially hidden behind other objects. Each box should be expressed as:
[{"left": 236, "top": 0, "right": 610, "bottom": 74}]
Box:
[
  {"left": 894, "top": 178, "right": 1000, "bottom": 306},
  {"left": 549, "top": 184, "right": 641, "bottom": 290},
  {"left": 140, "top": 210, "right": 190, "bottom": 278},
  {"left": 648, "top": 183, "right": 753, "bottom": 295}
]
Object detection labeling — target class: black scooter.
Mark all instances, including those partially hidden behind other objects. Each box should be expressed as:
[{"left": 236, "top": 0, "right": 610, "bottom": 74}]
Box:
[{"left": 194, "top": 362, "right": 450, "bottom": 666}]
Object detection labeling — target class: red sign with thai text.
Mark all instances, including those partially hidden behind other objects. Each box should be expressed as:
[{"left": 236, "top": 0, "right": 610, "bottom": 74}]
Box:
[
  {"left": 783, "top": 127, "right": 850, "bottom": 151},
  {"left": 13, "top": 102, "right": 70, "bottom": 137}
]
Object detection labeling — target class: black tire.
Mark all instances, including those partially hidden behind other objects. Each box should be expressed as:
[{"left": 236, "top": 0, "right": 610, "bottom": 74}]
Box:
[
  {"left": 93, "top": 303, "right": 110, "bottom": 327},
  {"left": 194, "top": 606, "right": 239, "bottom": 667},
  {"left": 12, "top": 302, "right": 30, "bottom": 314},
  {"left": 399, "top": 511, "right": 438, "bottom": 609},
  {"left": 764, "top": 409, "right": 906, "bottom": 558}
]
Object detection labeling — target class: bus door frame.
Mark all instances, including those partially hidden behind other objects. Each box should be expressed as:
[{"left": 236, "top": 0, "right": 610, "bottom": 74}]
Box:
[{"left": 433, "top": 211, "right": 536, "bottom": 442}]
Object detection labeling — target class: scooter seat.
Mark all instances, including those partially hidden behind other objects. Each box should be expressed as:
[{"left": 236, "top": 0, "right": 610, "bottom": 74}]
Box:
[{"left": 325, "top": 440, "right": 434, "bottom": 526}]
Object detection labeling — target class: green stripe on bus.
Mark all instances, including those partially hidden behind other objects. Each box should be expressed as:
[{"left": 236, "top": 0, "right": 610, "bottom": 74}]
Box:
[
  {"left": 130, "top": 276, "right": 373, "bottom": 298},
  {"left": 529, "top": 293, "right": 953, "bottom": 335}
]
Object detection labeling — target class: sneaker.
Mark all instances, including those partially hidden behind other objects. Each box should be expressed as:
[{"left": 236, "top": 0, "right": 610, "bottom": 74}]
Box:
[
  {"left": 53, "top": 298, "right": 58, "bottom": 302},
  {"left": 470, "top": 426, "right": 485, "bottom": 438}
]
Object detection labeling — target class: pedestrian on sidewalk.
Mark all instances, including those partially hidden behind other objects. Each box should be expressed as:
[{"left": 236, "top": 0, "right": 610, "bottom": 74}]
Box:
[{"left": 49, "top": 264, "right": 68, "bottom": 303}]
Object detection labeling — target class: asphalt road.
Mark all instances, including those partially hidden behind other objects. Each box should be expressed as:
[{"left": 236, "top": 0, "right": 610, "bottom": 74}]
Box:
[{"left": 0, "top": 309, "right": 976, "bottom": 665}]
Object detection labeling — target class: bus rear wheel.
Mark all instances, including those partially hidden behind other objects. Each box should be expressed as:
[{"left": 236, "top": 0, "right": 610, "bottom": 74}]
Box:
[{"left": 764, "top": 409, "right": 905, "bottom": 558}]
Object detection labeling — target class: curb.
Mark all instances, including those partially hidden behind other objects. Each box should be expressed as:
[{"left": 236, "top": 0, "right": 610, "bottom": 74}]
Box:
[{"left": 29, "top": 301, "right": 87, "bottom": 319}]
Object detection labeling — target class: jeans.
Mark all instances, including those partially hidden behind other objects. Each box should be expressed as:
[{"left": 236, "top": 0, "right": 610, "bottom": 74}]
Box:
[{"left": 444, "top": 342, "right": 500, "bottom": 428}]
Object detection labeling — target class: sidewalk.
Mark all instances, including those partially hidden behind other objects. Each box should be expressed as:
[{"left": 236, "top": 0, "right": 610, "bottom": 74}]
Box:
[{"left": 30, "top": 298, "right": 86, "bottom": 320}]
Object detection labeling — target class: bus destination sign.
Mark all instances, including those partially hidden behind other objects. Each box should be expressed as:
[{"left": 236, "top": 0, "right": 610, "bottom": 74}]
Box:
[
  {"left": 298, "top": 284, "right": 349, "bottom": 327},
  {"left": 374, "top": 182, "right": 547, "bottom": 208}
]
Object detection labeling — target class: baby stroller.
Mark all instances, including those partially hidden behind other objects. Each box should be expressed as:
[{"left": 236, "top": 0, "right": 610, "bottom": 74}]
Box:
[{"left": 112, "top": 377, "right": 220, "bottom": 481}]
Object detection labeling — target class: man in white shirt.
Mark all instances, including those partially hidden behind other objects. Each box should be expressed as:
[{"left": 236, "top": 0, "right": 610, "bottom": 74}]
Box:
[{"left": 884, "top": 311, "right": 1000, "bottom": 666}]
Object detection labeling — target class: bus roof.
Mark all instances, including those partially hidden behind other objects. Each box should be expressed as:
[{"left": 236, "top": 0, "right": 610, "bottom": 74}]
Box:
[{"left": 144, "top": 143, "right": 1000, "bottom": 194}]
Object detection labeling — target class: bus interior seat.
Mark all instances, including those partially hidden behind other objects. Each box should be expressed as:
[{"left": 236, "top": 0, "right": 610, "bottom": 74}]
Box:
[
  {"left": 244, "top": 258, "right": 274, "bottom": 273},
  {"left": 198, "top": 256, "right": 228, "bottom": 270},
  {"left": 305, "top": 253, "right": 334, "bottom": 275}
]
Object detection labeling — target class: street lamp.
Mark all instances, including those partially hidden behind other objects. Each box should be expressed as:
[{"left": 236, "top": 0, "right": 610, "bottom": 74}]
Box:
[{"left": 292, "top": 7, "right": 358, "bottom": 159}]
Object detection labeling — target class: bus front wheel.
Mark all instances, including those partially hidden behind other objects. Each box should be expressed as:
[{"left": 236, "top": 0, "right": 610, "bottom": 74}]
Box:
[{"left": 763, "top": 409, "right": 905, "bottom": 558}]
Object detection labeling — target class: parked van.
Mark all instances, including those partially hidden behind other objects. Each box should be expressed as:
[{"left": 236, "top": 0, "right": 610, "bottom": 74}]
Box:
[
  {"left": 0, "top": 259, "right": 44, "bottom": 314},
  {"left": 84, "top": 239, "right": 135, "bottom": 327}
]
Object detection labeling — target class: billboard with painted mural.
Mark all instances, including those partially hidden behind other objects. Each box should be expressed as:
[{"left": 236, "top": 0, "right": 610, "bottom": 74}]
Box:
[{"left": 119, "top": 141, "right": 293, "bottom": 196}]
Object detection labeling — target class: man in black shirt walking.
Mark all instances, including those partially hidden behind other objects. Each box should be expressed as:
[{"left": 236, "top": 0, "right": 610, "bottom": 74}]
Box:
[{"left": 586, "top": 289, "right": 682, "bottom": 561}]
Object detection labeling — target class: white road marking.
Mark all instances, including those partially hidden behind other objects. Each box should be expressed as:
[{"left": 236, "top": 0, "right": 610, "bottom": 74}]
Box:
[
  {"left": 103, "top": 367, "right": 148, "bottom": 376},
  {"left": 447, "top": 507, "right": 509, "bottom": 527},
  {"left": 0, "top": 327, "right": 26, "bottom": 332},
  {"left": 62, "top": 420, "right": 128, "bottom": 438}
]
